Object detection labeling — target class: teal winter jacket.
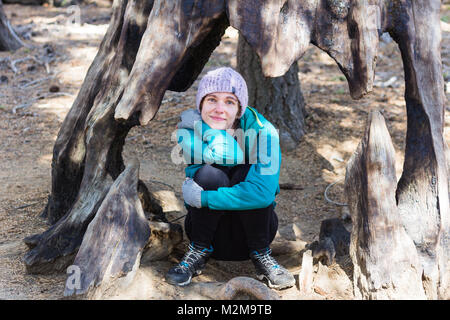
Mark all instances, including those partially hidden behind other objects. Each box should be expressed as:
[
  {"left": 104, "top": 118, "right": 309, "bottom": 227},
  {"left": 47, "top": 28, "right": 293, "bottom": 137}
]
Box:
[{"left": 176, "top": 106, "right": 281, "bottom": 211}]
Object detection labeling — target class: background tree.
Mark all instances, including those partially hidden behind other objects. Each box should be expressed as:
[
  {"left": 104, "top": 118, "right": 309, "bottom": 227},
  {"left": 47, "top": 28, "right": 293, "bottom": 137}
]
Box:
[
  {"left": 237, "top": 33, "right": 307, "bottom": 151},
  {"left": 0, "top": 0, "right": 24, "bottom": 51}
]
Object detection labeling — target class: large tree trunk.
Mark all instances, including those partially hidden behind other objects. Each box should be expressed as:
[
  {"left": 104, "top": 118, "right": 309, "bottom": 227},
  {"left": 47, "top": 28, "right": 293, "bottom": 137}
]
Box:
[
  {"left": 390, "top": 0, "right": 449, "bottom": 300},
  {"left": 237, "top": 33, "right": 307, "bottom": 151},
  {"left": 23, "top": 0, "right": 228, "bottom": 274},
  {"left": 0, "top": 0, "right": 24, "bottom": 51},
  {"left": 343, "top": 0, "right": 449, "bottom": 300},
  {"left": 38, "top": 0, "right": 139, "bottom": 226},
  {"left": 23, "top": 0, "right": 156, "bottom": 273}
]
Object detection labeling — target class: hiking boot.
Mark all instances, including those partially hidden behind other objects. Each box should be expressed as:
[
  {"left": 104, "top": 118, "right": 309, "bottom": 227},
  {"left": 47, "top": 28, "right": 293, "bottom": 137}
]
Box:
[
  {"left": 165, "top": 242, "right": 213, "bottom": 286},
  {"left": 250, "top": 247, "right": 295, "bottom": 290}
]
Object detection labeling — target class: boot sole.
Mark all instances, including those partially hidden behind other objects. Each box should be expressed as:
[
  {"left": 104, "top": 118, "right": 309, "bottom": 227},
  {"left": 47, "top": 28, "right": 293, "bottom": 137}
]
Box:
[
  {"left": 257, "top": 274, "right": 295, "bottom": 290},
  {"left": 166, "top": 270, "right": 202, "bottom": 287}
]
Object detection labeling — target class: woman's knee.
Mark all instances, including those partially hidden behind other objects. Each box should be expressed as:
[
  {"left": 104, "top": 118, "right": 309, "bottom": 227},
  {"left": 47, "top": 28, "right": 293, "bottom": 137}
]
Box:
[{"left": 194, "top": 165, "right": 230, "bottom": 190}]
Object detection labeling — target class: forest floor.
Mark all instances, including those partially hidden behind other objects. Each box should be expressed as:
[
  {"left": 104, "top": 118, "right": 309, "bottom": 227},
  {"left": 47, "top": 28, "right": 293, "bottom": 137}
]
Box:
[{"left": 0, "top": 3, "right": 449, "bottom": 300}]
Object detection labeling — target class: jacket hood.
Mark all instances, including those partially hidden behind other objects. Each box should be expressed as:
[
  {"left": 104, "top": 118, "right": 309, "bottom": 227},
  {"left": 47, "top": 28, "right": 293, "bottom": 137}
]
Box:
[{"left": 240, "top": 106, "right": 265, "bottom": 131}]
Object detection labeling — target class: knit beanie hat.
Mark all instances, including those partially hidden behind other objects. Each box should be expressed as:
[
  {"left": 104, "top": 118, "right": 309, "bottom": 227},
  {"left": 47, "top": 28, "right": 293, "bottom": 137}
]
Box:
[{"left": 196, "top": 67, "right": 248, "bottom": 118}]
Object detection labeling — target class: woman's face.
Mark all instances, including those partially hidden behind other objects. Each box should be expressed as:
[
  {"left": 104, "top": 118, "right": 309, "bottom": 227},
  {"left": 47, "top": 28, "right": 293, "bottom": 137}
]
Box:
[{"left": 200, "top": 92, "right": 239, "bottom": 130}]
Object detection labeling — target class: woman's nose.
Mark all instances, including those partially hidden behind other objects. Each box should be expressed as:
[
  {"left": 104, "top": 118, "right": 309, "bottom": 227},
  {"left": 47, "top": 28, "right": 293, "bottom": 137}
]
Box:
[{"left": 215, "top": 102, "right": 225, "bottom": 112}]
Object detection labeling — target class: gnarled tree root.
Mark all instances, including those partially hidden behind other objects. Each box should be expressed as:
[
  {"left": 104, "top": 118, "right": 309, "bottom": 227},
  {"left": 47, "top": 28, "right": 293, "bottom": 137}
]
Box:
[
  {"left": 219, "top": 276, "right": 281, "bottom": 300},
  {"left": 189, "top": 277, "right": 281, "bottom": 300}
]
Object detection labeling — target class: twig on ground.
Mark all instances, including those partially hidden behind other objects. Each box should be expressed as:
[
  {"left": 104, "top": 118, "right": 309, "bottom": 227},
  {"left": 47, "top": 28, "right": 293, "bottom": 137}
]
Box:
[
  {"left": 11, "top": 55, "right": 56, "bottom": 75},
  {"left": 11, "top": 57, "right": 34, "bottom": 73},
  {"left": 19, "top": 76, "right": 56, "bottom": 89},
  {"left": 280, "top": 183, "right": 304, "bottom": 190},
  {"left": 14, "top": 202, "right": 39, "bottom": 210},
  {"left": 148, "top": 179, "right": 176, "bottom": 192},
  {"left": 324, "top": 178, "right": 347, "bottom": 206},
  {"left": 0, "top": 57, "right": 18, "bottom": 74},
  {"left": 31, "top": 56, "right": 55, "bottom": 74}
]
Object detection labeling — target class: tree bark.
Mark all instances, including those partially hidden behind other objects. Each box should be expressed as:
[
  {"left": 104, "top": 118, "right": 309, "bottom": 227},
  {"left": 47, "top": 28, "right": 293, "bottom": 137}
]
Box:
[
  {"left": 24, "top": 0, "right": 228, "bottom": 274},
  {"left": 389, "top": 0, "right": 450, "bottom": 300},
  {"left": 308, "top": 218, "right": 350, "bottom": 266},
  {"left": 237, "top": 33, "right": 307, "bottom": 151},
  {"left": 23, "top": 0, "right": 156, "bottom": 273},
  {"left": 0, "top": 0, "right": 24, "bottom": 51},
  {"left": 345, "top": 110, "right": 426, "bottom": 300}
]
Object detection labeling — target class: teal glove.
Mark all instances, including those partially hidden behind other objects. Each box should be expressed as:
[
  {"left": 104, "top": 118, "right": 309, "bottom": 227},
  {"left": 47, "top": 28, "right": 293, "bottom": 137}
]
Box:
[
  {"left": 182, "top": 178, "right": 204, "bottom": 208},
  {"left": 177, "top": 109, "right": 202, "bottom": 130}
]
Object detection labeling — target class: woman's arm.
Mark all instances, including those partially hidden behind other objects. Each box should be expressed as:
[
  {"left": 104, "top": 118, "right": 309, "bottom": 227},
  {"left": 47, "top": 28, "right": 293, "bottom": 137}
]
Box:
[
  {"left": 176, "top": 120, "right": 244, "bottom": 166},
  {"left": 201, "top": 125, "right": 282, "bottom": 210}
]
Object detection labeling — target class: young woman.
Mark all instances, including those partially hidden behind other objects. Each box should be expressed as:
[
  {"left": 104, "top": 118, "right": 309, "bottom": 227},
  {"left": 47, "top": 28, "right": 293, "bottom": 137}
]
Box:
[{"left": 165, "top": 67, "right": 295, "bottom": 290}]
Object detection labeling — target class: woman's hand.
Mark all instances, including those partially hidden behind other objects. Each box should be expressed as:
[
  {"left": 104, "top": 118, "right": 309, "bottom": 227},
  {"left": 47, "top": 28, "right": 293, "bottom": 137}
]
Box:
[
  {"left": 177, "top": 109, "right": 202, "bottom": 130},
  {"left": 182, "top": 178, "right": 204, "bottom": 208}
]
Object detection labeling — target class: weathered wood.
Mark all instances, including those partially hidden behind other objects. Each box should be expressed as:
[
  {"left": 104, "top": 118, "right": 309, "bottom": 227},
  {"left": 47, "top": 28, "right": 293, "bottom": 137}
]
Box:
[
  {"left": 64, "top": 159, "right": 150, "bottom": 297},
  {"left": 0, "top": 0, "right": 24, "bottom": 51},
  {"left": 298, "top": 250, "right": 313, "bottom": 294},
  {"left": 345, "top": 110, "right": 426, "bottom": 300},
  {"left": 389, "top": 0, "right": 449, "bottom": 300},
  {"left": 24, "top": 0, "right": 228, "bottom": 274},
  {"left": 137, "top": 180, "right": 164, "bottom": 220},
  {"left": 114, "top": 0, "right": 229, "bottom": 124},
  {"left": 23, "top": 0, "right": 155, "bottom": 273},
  {"left": 40, "top": 0, "right": 139, "bottom": 225},
  {"left": 308, "top": 218, "right": 350, "bottom": 266},
  {"left": 227, "top": 0, "right": 378, "bottom": 99},
  {"left": 140, "top": 220, "right": 183, "bottom": 264}
]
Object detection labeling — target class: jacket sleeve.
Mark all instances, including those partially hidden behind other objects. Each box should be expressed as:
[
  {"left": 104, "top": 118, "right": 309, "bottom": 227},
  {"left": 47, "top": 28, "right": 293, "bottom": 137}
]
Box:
[
  {"left": 176, "top": 121, "right": 244, "bottom": 166},
  {"left": 201, "top": 125, "right": 282, "bottom": 210}
]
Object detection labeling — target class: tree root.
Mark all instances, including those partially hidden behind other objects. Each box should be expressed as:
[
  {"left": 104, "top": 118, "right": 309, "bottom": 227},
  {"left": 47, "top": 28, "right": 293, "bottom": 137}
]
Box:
[{"left": 219, "top": 276, "right": 280, "bottom": 300}]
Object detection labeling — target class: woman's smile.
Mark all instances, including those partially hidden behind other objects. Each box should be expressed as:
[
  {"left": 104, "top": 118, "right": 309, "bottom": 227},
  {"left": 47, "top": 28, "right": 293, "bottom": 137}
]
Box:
[{"left": 210, "top": 115, "right": 226, "bottom": 121}]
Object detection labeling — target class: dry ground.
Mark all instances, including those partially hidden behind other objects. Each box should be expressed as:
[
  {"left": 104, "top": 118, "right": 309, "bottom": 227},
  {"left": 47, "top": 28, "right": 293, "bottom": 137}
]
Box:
[{"left": 0, "top": 3, "right": 449, "bottom": 300}]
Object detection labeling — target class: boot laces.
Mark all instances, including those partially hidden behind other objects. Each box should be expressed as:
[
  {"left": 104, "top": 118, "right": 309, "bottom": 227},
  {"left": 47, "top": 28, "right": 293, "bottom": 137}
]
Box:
[
  {"left": 176, "top": 243, "right": 210, "bottom": 272},
  {"left": 253, "top": 248, "right": 284, "bottom": 273}
]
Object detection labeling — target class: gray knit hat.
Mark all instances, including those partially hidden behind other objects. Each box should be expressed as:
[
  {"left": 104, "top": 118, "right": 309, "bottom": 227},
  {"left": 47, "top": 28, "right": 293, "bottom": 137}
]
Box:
[{"left": 196, "top": 67, "right": 248, "bottom": 118}]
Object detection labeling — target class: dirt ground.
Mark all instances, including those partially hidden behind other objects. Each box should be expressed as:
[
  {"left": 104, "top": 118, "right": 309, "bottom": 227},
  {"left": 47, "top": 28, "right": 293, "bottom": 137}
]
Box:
[{"left": 0, "top": 3, "right": 449, "bottom": 300}]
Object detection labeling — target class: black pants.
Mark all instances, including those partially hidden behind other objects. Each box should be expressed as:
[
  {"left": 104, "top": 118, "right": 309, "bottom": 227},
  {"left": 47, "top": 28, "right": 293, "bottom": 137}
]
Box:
[{"left": 184, "top": 164, "right": 278, "bottom": 261}]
